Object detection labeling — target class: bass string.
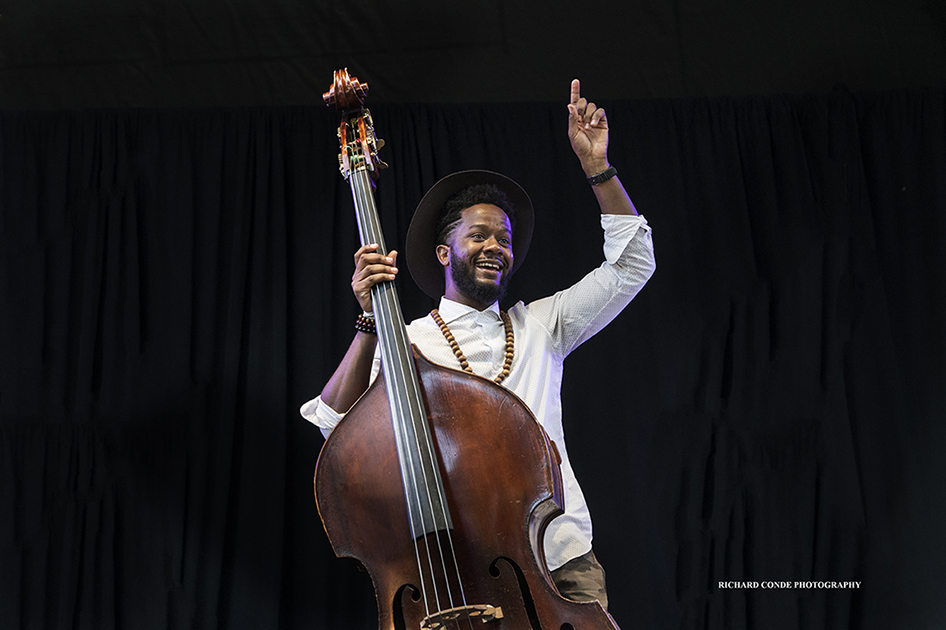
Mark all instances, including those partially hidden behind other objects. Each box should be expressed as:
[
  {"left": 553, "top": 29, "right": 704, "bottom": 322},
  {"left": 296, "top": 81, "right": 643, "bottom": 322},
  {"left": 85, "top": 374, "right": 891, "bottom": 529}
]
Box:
[
  {"left": 377, "top": 300, "right": 465, "bottom": 625},
  {"left": 351, "top": 169, "right": 473, "bottom": 628},
  {"left": 389, "top": 298, "right": 475, "bottom": 630},
  {"left": 381, "top": 309, "right": 436, "bottom": 616},
  {"left": 351, "top": 175, "right": 439, "bottom": 613}
]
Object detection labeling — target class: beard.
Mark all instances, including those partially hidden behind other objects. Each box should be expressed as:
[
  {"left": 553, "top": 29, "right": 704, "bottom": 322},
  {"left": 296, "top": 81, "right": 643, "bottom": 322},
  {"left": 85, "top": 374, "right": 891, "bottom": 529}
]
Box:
[{"left": 450, "top": 252, "right": 511, "bottom": 307}]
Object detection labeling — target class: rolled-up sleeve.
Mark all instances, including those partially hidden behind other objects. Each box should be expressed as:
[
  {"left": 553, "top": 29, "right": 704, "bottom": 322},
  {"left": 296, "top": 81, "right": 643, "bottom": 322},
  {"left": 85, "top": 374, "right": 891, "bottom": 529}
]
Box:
[
  {"left": 300, "top": 349, "right": 383, "bottom": 438},
  {"left": 526, "top": 213, "right": 655, "bottom": 356},
  {"left": 300, "top": 396, "right": 344, "bottom": 439}
]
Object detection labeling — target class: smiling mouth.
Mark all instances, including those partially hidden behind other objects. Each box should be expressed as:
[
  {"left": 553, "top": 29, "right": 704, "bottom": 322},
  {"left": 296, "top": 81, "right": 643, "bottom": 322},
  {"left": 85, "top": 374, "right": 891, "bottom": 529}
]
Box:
[{"left": 475, "top": 259, "right": 504, "bottom": 272}]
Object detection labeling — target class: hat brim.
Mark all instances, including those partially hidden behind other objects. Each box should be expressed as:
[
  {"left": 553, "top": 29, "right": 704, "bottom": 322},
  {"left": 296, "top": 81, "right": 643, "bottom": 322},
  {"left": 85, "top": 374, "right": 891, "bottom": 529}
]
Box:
[{"left": 405, "top": 170, "right": 534, "bottom": 299}]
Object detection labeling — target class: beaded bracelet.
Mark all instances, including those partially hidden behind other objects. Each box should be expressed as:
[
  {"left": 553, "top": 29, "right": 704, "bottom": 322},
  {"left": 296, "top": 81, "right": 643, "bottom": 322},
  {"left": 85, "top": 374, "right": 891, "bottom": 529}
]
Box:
[{"left": 354, "top": 312, "right": 377, "bottom": 334}]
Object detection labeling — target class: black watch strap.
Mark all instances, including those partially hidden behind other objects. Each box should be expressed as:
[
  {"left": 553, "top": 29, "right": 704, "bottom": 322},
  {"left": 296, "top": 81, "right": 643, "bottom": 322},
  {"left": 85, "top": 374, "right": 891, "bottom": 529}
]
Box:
[{"left": 587, "top": 166, "right": 618, "bottom": 186}]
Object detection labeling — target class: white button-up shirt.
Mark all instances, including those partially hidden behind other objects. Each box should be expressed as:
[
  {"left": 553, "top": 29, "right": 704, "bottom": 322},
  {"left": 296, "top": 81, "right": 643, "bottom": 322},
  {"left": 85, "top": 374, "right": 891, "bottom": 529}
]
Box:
[{"left": 302, "top": 213, "right": 655, "bottom": 570}]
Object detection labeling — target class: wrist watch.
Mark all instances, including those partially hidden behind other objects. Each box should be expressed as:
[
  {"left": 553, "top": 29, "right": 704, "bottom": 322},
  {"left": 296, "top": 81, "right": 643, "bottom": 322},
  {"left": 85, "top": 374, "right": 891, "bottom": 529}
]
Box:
[{"left": 586, "top": 166, "right": 617, "bottom": 186}]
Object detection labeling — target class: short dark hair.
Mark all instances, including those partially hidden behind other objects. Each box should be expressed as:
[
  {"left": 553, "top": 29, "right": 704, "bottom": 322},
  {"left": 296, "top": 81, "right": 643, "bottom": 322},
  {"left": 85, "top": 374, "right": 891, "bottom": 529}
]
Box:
[{"left": 434, "top": 183, "right": 516, "bottom": 246}]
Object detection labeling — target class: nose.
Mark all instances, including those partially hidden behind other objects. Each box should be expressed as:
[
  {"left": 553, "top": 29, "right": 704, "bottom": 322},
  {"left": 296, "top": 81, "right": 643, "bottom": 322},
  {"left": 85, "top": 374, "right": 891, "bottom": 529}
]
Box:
[{"left": 483, "top": 235, "right": 502, "bottom": 253}]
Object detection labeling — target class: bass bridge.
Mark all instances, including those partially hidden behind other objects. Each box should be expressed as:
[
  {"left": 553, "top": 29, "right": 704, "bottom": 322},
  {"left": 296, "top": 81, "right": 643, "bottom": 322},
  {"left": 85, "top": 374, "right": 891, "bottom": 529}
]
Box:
[{"left": 421, "top": 604, "right": 504, "bottom": 628}]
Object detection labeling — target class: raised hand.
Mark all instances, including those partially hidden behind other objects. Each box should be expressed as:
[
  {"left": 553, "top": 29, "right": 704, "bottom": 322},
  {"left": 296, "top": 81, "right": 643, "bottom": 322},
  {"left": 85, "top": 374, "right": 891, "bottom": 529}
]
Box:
[{"left": 566, "top": 78, "right": 610, "bottom": 176}]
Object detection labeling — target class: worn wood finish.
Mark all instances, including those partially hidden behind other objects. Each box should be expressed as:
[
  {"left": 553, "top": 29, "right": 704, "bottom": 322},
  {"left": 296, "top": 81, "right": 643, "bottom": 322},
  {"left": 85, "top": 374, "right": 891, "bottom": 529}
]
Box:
[{"left": 316, "top": 349, "right": 619, "bottom": 629}]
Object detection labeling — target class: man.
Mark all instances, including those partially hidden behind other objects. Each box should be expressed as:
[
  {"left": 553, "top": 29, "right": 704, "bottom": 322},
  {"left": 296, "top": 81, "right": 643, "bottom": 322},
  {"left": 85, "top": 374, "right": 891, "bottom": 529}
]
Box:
[{"left": 301, "top": 79, "right": 656, "bottom": 608}]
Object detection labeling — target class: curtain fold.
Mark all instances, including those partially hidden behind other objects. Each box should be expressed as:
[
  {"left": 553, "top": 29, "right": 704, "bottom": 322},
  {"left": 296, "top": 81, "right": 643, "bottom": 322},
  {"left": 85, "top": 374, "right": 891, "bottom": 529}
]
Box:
[{"left": 2, "top": 89, "right": 943, "bottom": 629}]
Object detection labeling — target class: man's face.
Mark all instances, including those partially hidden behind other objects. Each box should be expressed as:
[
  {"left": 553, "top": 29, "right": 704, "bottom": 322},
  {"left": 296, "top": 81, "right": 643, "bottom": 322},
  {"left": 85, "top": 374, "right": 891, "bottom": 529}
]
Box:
[{"left": 436, "top": 204, "right": 514, "bottom": 310}]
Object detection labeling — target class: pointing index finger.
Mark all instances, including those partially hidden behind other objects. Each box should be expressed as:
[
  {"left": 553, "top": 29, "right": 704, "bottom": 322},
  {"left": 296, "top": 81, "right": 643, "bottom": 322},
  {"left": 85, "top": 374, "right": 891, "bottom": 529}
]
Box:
[{"left": 570, "top": 78, "right": 581, "bottom": 105}]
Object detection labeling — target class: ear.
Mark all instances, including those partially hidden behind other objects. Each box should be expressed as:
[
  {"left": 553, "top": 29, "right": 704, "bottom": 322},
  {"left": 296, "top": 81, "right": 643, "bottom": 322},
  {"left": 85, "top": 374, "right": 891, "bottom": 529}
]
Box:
[{"left": 436, "top": 244, "right": 450, "bottom": 267}]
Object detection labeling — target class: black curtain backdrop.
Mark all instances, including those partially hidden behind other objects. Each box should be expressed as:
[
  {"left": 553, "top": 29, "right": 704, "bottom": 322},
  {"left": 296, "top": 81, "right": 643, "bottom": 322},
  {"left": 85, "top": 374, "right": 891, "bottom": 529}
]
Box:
[
  {"left": 1, "top": 88, "right": 944, "bottom": 629},
  {"left": 3, "top": 0, "right": 945, "bottom": 108}
]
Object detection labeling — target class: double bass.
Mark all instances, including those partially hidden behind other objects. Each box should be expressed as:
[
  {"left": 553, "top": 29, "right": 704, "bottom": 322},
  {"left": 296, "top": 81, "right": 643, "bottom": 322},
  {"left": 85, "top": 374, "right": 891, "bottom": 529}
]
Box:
[{"left": 315, "top": 69, "right": 620, "bottom": 630}]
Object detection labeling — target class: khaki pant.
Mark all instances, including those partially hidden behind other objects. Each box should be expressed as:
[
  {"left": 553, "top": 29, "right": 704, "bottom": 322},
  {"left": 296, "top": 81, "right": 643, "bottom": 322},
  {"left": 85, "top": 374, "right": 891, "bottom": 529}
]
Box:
[{"left": 550, "top": 549, "right": 609, "bottom": 610}]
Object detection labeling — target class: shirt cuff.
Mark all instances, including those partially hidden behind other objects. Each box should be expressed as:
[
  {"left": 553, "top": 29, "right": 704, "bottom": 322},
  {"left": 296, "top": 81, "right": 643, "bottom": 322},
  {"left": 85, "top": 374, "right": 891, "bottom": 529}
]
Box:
[
  {"left": 601, "top": 214, "right": 649, "bottom": 264},
  {"left": 300, "top": 396, "right": 343, "bottom": 438}
]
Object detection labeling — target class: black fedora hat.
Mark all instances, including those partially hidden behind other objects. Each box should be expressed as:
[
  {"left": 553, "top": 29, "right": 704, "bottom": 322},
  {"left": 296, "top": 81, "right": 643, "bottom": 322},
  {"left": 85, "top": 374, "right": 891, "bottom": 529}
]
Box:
[{"left": 405, "top": 170, "right": 534, "bottom": 299}]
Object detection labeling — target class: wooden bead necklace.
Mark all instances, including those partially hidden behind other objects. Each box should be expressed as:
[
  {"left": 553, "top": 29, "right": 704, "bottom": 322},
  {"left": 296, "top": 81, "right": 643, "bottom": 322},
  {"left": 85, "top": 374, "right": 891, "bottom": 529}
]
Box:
[{"left": 430, "top": 309, "right": 514, "bottom": 385}]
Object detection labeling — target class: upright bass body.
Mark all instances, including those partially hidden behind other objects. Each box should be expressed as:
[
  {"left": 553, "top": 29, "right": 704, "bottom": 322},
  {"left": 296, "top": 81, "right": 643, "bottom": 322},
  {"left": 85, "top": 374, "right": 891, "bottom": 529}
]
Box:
[
  {"left": 315, "top": 69, "right": 619, "bottom": 629},
  {"left": 316, "top": 349, "right": 618, "bottom": 629}
]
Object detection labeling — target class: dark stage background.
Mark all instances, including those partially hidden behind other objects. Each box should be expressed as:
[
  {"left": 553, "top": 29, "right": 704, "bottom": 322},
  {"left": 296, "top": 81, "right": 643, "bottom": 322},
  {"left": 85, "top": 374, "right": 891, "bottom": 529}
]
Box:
[
  {"left": 1, "top": 0, "right": 945, "bottom": 108},
  {"left": 3, "top": 89, "right": 945, "bottom": 629},
  {"left": 2, "top": 1, "right": 946, "bottom": 629}
]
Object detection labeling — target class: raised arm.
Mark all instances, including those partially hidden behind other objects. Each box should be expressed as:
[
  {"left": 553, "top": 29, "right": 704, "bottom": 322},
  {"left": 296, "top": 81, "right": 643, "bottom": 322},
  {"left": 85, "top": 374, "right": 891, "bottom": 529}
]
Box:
[
  {"left": 567, "top": 78, "right": 638, "bottom": 217},
  {"left": 318, "top": 244, "right": 397, "bottom": 413}
]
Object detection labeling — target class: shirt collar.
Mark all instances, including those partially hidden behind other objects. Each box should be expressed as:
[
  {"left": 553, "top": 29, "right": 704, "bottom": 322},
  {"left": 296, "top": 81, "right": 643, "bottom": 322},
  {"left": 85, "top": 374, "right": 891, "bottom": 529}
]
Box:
[{"left": 437, "top": 296, "right": 501, "bottom": 324}]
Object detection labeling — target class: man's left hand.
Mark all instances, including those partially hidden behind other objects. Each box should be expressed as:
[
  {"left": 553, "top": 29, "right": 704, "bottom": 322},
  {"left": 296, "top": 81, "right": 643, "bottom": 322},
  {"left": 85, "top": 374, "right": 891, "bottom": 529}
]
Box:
[{"left": 567, "top": 78, "right": 610, "bottom": 176}]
